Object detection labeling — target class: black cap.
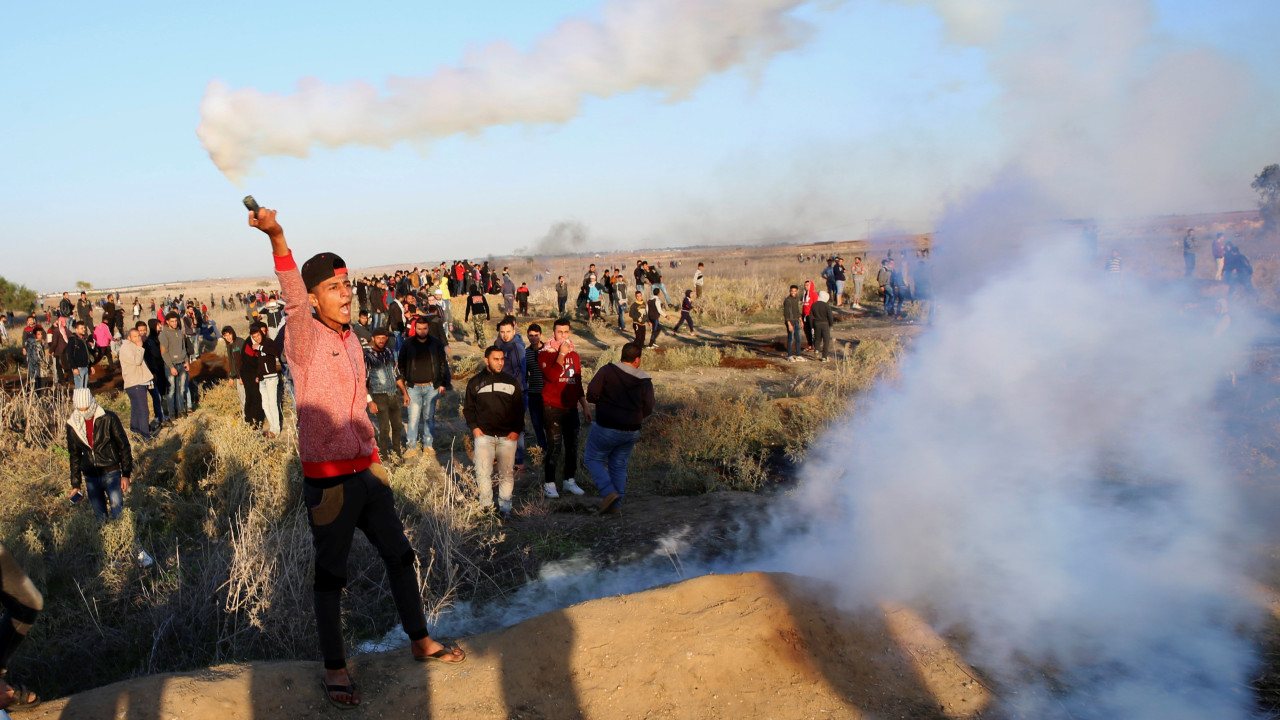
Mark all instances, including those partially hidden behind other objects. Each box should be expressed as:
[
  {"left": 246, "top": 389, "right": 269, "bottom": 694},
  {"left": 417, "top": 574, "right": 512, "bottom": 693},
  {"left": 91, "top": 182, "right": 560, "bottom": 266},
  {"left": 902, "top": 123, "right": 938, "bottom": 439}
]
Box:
[{"left": 301, "top": 252, "right": 348, "bottom": 291}]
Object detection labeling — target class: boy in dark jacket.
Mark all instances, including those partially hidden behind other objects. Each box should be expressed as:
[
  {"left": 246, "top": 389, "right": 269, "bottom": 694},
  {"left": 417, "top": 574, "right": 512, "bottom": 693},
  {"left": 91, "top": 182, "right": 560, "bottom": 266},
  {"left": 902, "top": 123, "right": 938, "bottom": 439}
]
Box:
[
  {"left": 66, "top": 388, "right": 132, "bottom": 521},
  {"left": 584, "top": 343, "right": 655, "bottom": 514},
  {"left": 463, "top": 346, "right": 525, "bottom": 516}
]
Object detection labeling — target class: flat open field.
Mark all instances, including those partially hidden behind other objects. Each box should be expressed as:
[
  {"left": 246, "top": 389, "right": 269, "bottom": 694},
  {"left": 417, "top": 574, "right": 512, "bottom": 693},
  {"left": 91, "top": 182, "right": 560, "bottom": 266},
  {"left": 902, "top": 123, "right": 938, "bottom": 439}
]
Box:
[{"left": 3, "top": 211, "right": 1280, "bottom": 719}]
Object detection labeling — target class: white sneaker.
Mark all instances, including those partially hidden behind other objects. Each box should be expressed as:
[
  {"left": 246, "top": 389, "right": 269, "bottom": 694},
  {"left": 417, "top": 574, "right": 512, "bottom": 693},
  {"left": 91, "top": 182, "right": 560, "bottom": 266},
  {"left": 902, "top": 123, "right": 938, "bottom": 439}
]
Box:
[
  {"left": 543, "top": 482, "right": 560, "bottom": 499},
  {"left": 563, "top": 478, "right": 586, "bottom": 496}
]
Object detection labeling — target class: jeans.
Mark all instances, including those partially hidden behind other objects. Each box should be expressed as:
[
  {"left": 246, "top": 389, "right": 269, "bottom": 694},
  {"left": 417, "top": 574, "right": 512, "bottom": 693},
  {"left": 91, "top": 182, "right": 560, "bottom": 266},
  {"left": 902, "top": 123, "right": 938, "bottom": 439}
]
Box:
[
  {"left": 166, "top": 366, "right": 188, "bottom": 417},
  {"left": 260, "top": 375, "right": 282, "bottom": 434},
  {"left": 473, "top": 435, "right": 517, "bottom": 511},
  {"left": 853, "top": 276, "right": 864, "bottom": 304},
  {"left": 583, "top": 425, "right": 639, "bottom": 505},
  {"left": 73, "top": 367, "right": 90, "bottom": 389},
  {"left": 304, "top": 469, "right": 427, "bottom": 671},
  {"left": 882, "top": 286, "right": 898, "bottom": 316},
  {"left": 648, "top": 319, "right": 663, "bottom": 345},
  {"left": 526, "top": 393, "right": 547, "bottom": 448},
  {"left": 85, "top": 470, "right": 124, "bottom": 521},
  {"left": 557, "top": 297, "right": 567, "bottom": 316},
  {"left": 617, "top": 302, "right": 625, "bottom": 329},
  {"left": 834, "top": 280, "right": 846, "bottom": 305},
  {"left": 126, "top": 385, "right": 150, "bottom": 439},
  {"left": 148, "top": 383, "right": 167, "bottom": 423},
  {"left": 673, "top": 311, "right": 694, "bottom": 333},
  {"left": 1184, "top": 252, "right": 1196, "bottom": 277},
  {"left": 405, "top": 384, "right": 441, "bottom": 451},
  {"left": 652, "top": 282, "right": 670, "bottom": 304},
  {"left": 786, "top": 323, "right": 802, "bottom": 357},
  {"left": 392, "top": 331, "right": 404, "bottom": 355},
  {"left": 543, "top": 405, "right": 580, "bottom": 485}
]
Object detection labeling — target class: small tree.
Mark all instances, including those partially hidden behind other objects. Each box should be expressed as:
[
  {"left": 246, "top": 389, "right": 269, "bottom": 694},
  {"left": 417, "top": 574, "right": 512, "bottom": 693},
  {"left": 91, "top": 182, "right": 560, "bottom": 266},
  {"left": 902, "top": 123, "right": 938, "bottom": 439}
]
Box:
[
  {"left": 1253, "top": 164, "right": 1280, "bottom": 235},
  {"left": 0, "top": 276, "right": 37, "bottom": 314},
  {"left": 75, "top": 280, "right": 93, "bottom": 292}
]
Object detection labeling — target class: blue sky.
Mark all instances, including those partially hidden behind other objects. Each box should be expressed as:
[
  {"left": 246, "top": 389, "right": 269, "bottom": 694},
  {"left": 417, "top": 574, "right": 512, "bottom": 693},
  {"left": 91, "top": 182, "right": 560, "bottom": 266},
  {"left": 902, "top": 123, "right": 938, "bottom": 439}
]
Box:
[{"left": 1, "top": 0, "right": 1276, "bottom": 292}]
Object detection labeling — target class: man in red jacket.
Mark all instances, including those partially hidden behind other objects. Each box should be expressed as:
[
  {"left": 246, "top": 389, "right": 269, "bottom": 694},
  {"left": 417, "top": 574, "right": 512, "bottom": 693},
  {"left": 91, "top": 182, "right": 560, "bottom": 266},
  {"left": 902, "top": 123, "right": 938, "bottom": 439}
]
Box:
[
  {"left": 537, "top": 317, "right": 592, "bottom": 498},
  {"left": 249, "top": 207, "right": 464, "bottom": 710}
]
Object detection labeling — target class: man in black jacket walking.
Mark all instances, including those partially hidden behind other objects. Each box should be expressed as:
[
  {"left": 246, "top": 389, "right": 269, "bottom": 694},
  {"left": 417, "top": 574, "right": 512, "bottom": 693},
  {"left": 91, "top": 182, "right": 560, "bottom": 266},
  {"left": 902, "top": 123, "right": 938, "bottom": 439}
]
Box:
[
  {"left": 584, "top": 343, "right": 655, "bottom": 514},
  {"left": 66, "top": 388, "right": 132, "bottom": 521},
  {"left": 463, "top": 346, "right": 525, "bottom": 516}
]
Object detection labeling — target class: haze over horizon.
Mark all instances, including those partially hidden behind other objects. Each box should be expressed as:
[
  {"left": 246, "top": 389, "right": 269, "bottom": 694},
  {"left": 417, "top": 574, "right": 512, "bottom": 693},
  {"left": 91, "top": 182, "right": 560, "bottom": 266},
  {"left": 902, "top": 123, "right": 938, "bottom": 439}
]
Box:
[{"left": 3, "top": 0, "right": 1278, "bottom": 293}]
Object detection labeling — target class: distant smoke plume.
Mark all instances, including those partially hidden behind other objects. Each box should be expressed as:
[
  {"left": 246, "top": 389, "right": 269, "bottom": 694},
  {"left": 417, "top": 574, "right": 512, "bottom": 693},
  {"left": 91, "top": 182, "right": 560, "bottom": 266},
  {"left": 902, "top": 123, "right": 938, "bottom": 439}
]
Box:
[
  {"left": 520, "top": 219, "right": 591, "bottom": 257},
  {"left": 196, "top": 0, "right": 813, "bottom": 183}
]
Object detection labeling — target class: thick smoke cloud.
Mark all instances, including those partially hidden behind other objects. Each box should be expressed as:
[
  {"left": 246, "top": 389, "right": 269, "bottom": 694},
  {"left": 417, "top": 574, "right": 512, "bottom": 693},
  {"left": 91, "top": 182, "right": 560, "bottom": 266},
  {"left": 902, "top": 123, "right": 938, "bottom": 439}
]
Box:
[
  {"left": 764, "top": 1, "right": 1271, "bottom": 717},
  {"left": 778, "top": 234, "right": 1261, "bottom": 717},
  {"left": 197, "top": 0, "right": 813, "bottom": 184}
]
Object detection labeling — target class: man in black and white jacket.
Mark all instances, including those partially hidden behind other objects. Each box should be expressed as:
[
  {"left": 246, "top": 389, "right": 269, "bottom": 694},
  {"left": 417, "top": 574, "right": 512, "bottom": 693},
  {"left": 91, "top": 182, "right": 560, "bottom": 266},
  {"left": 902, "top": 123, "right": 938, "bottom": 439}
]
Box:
[{"left": 463, "top": 345, "right": 525, "bottom": 517}]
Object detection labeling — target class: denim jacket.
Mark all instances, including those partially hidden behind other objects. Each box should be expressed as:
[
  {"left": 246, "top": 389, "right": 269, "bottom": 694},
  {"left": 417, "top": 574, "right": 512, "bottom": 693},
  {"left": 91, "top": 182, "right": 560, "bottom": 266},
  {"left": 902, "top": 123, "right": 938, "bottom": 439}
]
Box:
[{"left": 364, "top": 345, "right": 399, "bottom": 395}]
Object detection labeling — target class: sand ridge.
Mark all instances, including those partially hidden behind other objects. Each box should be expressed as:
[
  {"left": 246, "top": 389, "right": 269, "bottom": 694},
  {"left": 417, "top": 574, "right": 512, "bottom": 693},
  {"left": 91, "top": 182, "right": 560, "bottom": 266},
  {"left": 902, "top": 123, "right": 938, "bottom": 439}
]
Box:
[{"left": 22, "top": 572, "right": 989, "bottom": 720}]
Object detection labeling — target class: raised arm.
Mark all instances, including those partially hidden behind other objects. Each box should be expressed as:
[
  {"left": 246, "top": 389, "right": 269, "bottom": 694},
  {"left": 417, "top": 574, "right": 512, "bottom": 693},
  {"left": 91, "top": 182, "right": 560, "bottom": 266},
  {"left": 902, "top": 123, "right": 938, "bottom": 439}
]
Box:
[{"left": 250, "top": 208, "right": 314, "bottom": 364}]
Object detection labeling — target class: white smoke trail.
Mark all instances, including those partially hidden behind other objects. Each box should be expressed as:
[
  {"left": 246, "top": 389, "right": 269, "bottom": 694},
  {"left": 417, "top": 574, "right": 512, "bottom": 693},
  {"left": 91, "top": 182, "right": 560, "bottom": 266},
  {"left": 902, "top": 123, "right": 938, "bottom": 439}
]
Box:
[{"left": 196, "top": 0, "right": 813, "bottom": 183}]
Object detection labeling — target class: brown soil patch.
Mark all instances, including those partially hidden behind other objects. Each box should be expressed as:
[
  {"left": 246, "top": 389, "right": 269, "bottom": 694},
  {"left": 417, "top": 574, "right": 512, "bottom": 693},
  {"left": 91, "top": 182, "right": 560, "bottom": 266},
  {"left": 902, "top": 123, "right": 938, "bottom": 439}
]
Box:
[
  {"left": 719, "top": 356, "right": 776, "bottom": 370},
  {"left": 27, "top": 572, "right": 989, "bottom": 720}
]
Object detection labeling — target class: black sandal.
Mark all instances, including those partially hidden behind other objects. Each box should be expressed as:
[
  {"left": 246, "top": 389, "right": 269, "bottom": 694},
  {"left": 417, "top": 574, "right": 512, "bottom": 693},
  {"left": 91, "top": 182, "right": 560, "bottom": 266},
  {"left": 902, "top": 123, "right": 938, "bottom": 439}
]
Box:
[
  {"left": 414, "top": 643, "right": 466, "bottom": 664},
  {"left": 2, "top": 680, "right": 40, "bottom": 710},
  {"left": 319, "top": 678, "right": 359, "bottom": 710}
]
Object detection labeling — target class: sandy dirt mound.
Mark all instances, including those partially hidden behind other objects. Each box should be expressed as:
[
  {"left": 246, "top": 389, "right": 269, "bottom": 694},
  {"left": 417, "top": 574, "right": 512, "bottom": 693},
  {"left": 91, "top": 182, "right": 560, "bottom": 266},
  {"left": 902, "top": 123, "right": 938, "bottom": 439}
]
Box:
[{"left": 23, "top": 572, "right": 990, "bottom": 719}]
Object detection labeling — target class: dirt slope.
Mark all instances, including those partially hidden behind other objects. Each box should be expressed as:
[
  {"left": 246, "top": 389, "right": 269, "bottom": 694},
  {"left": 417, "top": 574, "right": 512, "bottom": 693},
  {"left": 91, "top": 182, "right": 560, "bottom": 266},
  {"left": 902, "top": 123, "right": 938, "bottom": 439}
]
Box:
[{"left": 22, "top": 572, "right": 989, "bottom": 720}]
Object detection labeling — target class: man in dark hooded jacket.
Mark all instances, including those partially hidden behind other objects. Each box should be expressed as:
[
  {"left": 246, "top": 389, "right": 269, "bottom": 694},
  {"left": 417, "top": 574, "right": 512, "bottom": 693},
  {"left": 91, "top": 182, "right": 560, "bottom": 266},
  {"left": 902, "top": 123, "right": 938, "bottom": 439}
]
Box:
[{"left": 583, "top": 342, "right": 654, "bottom": 514}]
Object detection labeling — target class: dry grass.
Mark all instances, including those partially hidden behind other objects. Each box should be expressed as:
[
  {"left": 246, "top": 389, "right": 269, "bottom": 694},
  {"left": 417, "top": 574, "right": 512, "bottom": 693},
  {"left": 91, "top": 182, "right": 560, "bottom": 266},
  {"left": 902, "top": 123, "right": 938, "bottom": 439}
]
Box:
[{"left": 0, "top": 380, "right": 496, "bottom": 698}]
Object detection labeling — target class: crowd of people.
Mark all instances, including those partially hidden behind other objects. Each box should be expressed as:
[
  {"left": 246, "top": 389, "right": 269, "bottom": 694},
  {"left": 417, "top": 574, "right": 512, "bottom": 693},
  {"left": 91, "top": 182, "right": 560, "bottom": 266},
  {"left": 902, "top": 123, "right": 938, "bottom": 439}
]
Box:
[{"left": 0, "top": 216, "right": 1269, "bottom": 711}]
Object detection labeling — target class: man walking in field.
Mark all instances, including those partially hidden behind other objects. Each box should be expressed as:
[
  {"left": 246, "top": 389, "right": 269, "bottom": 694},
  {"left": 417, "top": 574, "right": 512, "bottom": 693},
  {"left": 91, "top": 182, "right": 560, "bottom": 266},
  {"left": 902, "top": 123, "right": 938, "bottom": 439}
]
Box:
[
  {"left": 248, "top": 206, "right": 464, "bottom": 710},
  {"left": 584, "top": 342, "right": 654, "bottom": 515}
]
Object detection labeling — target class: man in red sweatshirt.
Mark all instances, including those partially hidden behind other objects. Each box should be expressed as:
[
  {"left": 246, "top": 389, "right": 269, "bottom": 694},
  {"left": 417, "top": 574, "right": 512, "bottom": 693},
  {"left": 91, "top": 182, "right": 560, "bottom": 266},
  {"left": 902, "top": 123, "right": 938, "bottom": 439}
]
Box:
[
  {"left": 249, "top": 207, "right": 464, "bottom": 710},
  {"left": 537, "top": 317, "right": 592, "bottom": 498}
]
